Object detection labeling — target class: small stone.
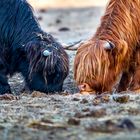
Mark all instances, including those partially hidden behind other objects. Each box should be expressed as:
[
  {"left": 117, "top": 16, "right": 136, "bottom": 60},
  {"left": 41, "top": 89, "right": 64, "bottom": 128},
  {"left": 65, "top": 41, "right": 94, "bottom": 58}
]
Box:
[
  {"left": 101, "top": 95, "right": 110, "bottom": 103},
  {"left": 82, "top": 108, "right": 90, "bottom": 112},
  {"left": 88, "top": 108, "right": 106, "bottom": 117},
  {"left": 118, "top": 118, "right": 136, "bottom": 130},
  {"left": 113, "top": 95, "right": 130, "bottom": 103},
  {"left": 59, "top": 27, "right": 70, "bottom": 32},
  {"left": 80, "top": 98, "right": 88, "bottom": 104},
  {"left": 56, "top": 19, "right": 62, "bottom": 24},
  {"left": 74, "top": 112, "right": 85, "bottom": 118},
  {"left": 39, "top": 9, "right": 47, "bottom": 13},
  {"left": 41, "top": 119, "right": 54, "bottom": 124},
  {"left": 68, "top": 118, "right": 80, "bottom": 125},
  {"left": 72, "top": 98, "right": 80, "bottom": 101},
  {"left": 93, "top": 98, "right": 101, "bottom": 106}
]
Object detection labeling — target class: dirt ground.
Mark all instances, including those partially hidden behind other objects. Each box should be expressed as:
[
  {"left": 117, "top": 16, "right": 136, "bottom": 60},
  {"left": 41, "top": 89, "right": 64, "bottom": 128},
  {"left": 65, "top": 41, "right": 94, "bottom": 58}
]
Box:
[{"left": 1, "top": 2, "right": 140, "bottom": 140}]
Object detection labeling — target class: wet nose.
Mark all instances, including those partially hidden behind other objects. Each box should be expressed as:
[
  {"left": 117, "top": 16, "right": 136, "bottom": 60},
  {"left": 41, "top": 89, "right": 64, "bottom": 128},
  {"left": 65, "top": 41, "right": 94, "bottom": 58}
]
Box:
[{"left": 78, "top": 83, "right": 94, "bottom": 93}]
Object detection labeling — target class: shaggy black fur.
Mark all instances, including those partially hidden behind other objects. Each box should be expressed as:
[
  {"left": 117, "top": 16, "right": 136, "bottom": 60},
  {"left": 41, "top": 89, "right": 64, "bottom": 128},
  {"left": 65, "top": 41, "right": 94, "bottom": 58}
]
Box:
[{"left": 0, "top": 0, "right": 69, "bottom": 94}]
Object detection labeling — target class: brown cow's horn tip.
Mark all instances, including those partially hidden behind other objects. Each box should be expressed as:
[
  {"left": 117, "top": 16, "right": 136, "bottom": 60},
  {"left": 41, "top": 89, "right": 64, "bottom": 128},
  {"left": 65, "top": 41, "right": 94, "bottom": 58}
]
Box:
[{"left": 104, "top": 41, "right": 115, "bottom": 50}]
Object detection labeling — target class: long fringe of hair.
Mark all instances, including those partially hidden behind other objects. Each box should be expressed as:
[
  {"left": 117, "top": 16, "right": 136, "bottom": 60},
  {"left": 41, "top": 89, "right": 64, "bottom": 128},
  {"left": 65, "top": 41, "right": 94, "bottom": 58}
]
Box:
[
  {"left": 74, "top": 41, "right": 110, "bottom": 86},
  {"left": 26, "top": 40, "right": 69, "bottom": 83}
]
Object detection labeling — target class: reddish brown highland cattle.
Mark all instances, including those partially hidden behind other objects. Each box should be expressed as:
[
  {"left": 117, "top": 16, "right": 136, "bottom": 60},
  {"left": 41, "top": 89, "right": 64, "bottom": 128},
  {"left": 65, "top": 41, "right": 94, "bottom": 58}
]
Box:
[{"left": 74, "top": 0, "right": 140, "bottom": 93}]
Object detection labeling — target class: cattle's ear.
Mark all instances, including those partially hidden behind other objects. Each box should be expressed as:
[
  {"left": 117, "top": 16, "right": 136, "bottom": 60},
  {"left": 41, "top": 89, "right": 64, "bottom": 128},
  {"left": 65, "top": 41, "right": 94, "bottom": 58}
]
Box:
[
  {"left": 24, "top": 41, "right": 52, "bottom": 58},
  {"left": 21, "top": 41, "right": 40, "bottom": 60},
  {"left": 24, "top": 41, "right": 39, "bottom": 54},
  {"left": 103, "top": 40, "right": 128, "bottom": 57},
  {"left": 111, "top": 40, "right": 128, "bottom": 67}
]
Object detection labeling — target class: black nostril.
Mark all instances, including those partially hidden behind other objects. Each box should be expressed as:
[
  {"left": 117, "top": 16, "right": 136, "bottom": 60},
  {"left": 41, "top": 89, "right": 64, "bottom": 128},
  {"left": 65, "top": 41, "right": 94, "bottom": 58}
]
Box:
[
  {"left": 78, "top": 84, "right": 86, "bottom": 91},
  {"left": 83, "top": 84, "right": 87, "bottom": 88}
]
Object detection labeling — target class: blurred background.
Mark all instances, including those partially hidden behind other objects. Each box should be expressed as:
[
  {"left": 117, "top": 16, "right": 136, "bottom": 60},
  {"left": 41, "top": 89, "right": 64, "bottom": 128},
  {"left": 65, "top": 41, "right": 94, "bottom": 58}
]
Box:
[
  {"left": 28, "top": 0, "right": 108, "bottom": 9},
  {"left": 27, "top": 0, "right": 109, "bottom": 43}
]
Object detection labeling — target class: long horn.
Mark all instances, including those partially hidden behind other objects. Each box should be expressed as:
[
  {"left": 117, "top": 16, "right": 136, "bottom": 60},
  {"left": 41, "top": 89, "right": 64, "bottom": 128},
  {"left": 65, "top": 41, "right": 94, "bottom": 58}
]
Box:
[{"left": 62, "top": 40, "right": 84, "bottom": 51}]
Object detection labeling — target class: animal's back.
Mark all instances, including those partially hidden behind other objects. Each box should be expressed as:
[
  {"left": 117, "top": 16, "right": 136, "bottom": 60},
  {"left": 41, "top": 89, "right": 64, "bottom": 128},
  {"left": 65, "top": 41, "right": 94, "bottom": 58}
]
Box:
[
  {"left": 0, "top": 0, "right": 40, "bottom": 73},
  {"left": 0, "top": 0, "right": 39, "bottom": 46}
]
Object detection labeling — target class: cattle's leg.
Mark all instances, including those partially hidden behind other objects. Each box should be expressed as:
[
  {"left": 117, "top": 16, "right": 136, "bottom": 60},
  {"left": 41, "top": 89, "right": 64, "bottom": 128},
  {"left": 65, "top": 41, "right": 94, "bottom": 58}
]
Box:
[
  {"left": 117, "top": 55, "right": 136, "bottom": 92},
  {"left": 0, "top": 60, "right": 18, "bottom": 100},
  {"left": 0, "top": 74, "right": 11, "bottom": 94},
  {"left": 128, "top": 47, "right": 140, "bottom": 93},
  {"left": 0, "top": 60, "right": 11, "bottom": 95},
  {"left": 0, "top": 74, "right": 19, "bottom": 100},
  {"left": 129, "top": 66, "right": 140, "bottom": 92},
  {"left": 117, "top": 71, "right": 133, "bottom": 92}
]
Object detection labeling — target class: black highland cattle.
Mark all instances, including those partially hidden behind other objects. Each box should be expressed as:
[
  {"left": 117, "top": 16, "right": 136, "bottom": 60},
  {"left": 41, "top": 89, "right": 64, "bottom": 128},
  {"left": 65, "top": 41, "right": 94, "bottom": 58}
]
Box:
[{"left": 0, "top": 0, "right": 69, "bottom": 95}]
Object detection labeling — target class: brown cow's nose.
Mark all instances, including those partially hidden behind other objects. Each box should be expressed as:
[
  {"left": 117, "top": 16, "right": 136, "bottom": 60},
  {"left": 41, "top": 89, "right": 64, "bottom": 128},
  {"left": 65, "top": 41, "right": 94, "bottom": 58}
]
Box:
[
  {"left": 78, "top": 84, "right": 87, "bottom": 91},
  {"left": 78, "top": 83, "right": 95, "bottom": 93}
]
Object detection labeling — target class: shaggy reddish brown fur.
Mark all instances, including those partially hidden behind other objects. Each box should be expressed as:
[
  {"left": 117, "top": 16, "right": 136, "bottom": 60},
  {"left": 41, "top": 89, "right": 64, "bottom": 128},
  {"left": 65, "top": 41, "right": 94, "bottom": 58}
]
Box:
[{"left": 74, "top": 0, "right": 140, "bottom": 93}]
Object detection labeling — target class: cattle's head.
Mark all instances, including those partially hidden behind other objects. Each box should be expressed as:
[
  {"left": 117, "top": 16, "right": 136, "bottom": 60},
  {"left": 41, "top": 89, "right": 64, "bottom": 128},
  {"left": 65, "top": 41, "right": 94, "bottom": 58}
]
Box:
[
  {"left": 74, "top": 39, "right": 128, "bottom": 93},
  {"left": 24, "top": 33, "right": 69, "bottom": 93}
]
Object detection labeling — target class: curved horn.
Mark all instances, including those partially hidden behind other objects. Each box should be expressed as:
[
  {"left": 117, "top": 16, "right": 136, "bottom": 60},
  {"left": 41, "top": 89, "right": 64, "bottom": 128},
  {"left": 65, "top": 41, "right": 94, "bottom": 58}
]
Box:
[
  {"left": 43, "top": 50, "right": 51, "bottom": 56},
  {"left": 104, "top": 41, "right": 115, "bottom": 50},
  {"left": 62, "top": 40, "right": 84, "bottom": 51}
]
